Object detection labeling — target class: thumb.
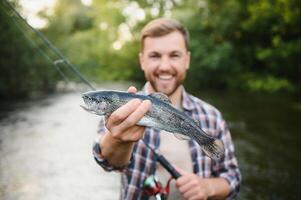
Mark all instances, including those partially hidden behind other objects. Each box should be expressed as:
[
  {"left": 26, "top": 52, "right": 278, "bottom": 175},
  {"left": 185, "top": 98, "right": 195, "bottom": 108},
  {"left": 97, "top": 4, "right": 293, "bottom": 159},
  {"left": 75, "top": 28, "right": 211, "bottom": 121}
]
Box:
[
  {"left": 174, "top": 165, "right": 191, "bottom": 188},
  {"left": 174, "top": 165, "right": 189, "bottom": 176}
]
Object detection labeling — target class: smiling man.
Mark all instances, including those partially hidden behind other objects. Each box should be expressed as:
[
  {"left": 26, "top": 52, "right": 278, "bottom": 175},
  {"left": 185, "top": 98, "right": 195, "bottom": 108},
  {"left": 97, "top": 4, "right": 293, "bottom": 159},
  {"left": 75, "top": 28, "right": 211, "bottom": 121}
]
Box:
[
  {"left": 140, "top": 28, "right": 190, "bottom": 95},
  {"left": 93, "top": 18, "right": 241, "bottom": 200}
]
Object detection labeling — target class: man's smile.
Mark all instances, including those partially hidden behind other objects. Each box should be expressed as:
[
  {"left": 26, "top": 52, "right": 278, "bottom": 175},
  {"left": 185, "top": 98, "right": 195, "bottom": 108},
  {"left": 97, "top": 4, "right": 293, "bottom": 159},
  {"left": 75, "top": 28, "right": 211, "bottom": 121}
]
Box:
[{"left": 158, "top": 74, "right": 173, "bottom": 80}]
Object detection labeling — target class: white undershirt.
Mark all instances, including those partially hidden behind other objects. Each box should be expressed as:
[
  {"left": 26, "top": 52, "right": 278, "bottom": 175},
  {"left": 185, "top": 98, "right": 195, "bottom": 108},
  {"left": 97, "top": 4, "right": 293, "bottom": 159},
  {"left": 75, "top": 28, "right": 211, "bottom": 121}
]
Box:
[
  {"left": 155, "top": 108, "right": 192, "bottom": 199},
  {"left": 145, "top": 84, "right": 192, "bottom": 199}
]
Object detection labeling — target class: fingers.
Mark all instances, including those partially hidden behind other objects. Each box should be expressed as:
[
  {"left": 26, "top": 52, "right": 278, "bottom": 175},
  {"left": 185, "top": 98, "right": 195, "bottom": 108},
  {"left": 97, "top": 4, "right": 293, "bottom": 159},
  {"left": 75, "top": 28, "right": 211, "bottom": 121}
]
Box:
[
  {"left": 175, "top": 167, "right": 191, "bottom": 188},
  {"left": 108, "top": 99, "right": 142, "bottom": 126},
  {"left": 185, "top": 187, "right": 206, "bottom": 200},
  {"left": 107, "top": 86, "right": 143, "bottom": 126},
  {"left": 174, "top": 166, "right": 189, "bottom": 176},
  {"left": 177, "top": 176, "right": 194, "bottom": 194},
  {"left": 127, "top": 86, "right": 137, "bottom": 93},
  {"left": 105, "top": 86, "right": 151, "bottom": 143},
  {"left": 175, "top": 170, "right": 209, "bottom": 200},
  {"left": 178, "top": 177, "right": 199, "bottom": 193},
  {"left": 118, "top": 100, "right": 151, "bottom": 130},
  {"left": 123, "top": 125, "right": 146, "bottom": 142}
]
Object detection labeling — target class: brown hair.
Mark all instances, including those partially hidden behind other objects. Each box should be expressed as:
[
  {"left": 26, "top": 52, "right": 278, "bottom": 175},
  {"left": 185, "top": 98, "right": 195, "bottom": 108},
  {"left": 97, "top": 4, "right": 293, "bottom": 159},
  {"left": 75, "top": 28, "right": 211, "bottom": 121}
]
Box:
[{"left": 140, "top": 18, "right": 189, "bottom": 51}]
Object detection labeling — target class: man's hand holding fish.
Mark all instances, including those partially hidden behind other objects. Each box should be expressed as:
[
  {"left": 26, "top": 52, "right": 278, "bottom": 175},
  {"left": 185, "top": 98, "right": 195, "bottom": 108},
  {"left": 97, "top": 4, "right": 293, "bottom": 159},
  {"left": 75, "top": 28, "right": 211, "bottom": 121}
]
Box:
[{"left": 100, "top": 87, "right": 151, "bottom": 168}]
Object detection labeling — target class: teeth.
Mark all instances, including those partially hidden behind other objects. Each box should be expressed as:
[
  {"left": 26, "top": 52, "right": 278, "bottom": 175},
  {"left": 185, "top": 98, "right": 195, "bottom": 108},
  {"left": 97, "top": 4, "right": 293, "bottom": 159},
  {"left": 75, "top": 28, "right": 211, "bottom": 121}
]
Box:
[{"left": 158, "top": 74, "right": 173, "bottom": 80}]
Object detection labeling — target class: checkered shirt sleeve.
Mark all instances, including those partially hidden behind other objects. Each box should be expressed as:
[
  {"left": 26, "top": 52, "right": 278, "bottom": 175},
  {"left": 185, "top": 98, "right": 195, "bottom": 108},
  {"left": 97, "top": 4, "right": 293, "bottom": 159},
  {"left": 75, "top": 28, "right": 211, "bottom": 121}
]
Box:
[{"left": 92, "top": 117, "right": 127, "bottom": 172}]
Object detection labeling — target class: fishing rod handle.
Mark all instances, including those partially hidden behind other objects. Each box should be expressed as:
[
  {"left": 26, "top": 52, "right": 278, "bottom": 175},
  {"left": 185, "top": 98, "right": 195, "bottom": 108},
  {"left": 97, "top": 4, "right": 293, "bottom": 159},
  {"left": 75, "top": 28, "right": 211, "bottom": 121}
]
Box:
[{"left": 157, "top": 155, "right": 181, "bottom": 179}]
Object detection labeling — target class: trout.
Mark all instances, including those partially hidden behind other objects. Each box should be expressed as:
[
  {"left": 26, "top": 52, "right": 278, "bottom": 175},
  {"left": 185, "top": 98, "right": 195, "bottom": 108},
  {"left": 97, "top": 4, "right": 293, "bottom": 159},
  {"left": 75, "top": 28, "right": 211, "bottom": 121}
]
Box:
[{"left": 81, "top": 90, "right": 224, "bottom": 159}]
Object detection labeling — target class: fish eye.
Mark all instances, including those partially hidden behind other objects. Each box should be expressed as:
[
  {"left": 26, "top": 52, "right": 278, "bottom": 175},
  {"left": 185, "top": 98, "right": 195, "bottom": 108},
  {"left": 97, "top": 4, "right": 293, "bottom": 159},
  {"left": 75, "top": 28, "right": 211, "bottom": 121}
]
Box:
[{"left": 99, "top": 101, "right": 107, "bottom": 110}]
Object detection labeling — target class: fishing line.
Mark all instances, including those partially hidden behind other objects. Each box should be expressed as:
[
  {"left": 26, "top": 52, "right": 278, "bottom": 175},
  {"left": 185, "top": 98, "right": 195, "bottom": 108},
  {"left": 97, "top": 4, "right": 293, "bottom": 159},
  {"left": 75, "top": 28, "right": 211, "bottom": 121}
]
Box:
[
  {"left": 1, "top": 0, "right": 96, "bottom": 92},
  {"left": 1, "top": 4, "right": 71, "bottom": 85},
  {"left": 2, "top": 1, "right": 181, "bottom": 192}
]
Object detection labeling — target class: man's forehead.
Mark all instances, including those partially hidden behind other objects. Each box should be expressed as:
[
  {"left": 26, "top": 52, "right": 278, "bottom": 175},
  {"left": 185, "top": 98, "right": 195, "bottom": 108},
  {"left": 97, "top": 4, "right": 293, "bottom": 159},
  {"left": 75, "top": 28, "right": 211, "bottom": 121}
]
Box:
[{"left": 143, "top": 31, "right": 187, "bottom": 53}]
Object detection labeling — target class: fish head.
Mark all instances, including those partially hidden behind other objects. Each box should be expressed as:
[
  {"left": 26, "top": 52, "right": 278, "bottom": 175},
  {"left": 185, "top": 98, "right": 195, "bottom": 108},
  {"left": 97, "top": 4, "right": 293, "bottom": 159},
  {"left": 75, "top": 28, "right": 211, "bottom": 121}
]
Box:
[{"left": 81, "top": 91, "right": 110, "bottom": 116}]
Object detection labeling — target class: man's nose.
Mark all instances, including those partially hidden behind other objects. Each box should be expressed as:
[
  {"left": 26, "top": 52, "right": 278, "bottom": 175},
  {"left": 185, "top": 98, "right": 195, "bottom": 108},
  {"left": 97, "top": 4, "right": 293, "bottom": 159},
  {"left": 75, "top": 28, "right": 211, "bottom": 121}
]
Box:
[{"left": 158, "top": 56, "right": 171, "bottom": 71}]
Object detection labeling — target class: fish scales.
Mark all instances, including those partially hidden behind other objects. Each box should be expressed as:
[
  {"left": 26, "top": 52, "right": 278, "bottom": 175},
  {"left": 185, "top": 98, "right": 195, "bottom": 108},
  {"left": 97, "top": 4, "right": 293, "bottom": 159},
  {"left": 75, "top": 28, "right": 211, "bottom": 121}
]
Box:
[{"left": 81, "top": 90, "right": 224, "bottom": 160}]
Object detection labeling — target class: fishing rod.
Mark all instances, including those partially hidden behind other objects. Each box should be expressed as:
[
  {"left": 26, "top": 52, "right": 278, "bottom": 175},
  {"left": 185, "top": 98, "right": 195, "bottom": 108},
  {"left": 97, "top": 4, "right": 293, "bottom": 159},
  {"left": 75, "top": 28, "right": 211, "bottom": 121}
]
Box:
[
  {"left": 3, "top": 2, "right": 181, "bottom": 197},
  {"left": 142, "top": 142, "right": 181, "bottom": 199},
  {"left": 143, "top": 142, "right": 181, "bottom": 179},
  {"left": 2, "top": 0, "right": 95, "bottom": 91}
]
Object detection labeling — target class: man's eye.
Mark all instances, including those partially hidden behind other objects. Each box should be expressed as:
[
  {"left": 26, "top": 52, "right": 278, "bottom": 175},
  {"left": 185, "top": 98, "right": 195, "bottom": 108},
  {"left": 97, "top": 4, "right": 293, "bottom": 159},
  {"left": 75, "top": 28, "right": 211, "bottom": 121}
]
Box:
[
  {"left": 149, "top": 54, "right": 160, "bottom": 58},
  {"left": 171, "top": 54, "right": 180, "bottom": 58}
]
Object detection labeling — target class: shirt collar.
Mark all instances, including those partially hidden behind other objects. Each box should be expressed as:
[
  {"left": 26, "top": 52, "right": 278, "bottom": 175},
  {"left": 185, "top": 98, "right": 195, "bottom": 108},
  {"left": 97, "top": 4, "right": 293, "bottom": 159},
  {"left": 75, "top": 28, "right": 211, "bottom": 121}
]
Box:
[{"left": 181, "top": 87, "right": 197, "bottom": 111}]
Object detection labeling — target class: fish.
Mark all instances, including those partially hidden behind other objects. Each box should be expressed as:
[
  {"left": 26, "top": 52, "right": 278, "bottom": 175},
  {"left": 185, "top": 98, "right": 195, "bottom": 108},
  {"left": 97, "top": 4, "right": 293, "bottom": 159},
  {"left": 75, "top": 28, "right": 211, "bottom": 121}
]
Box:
[{"left": 81, "top": 90, "right": 224, "bottom": 160}]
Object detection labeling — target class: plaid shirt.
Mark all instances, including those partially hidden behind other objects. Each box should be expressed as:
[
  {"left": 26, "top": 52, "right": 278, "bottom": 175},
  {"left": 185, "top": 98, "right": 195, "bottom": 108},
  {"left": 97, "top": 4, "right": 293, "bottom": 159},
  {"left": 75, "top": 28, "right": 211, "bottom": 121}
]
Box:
[{"left": 93, "top": 87, "right": 241, "bottom": 199}]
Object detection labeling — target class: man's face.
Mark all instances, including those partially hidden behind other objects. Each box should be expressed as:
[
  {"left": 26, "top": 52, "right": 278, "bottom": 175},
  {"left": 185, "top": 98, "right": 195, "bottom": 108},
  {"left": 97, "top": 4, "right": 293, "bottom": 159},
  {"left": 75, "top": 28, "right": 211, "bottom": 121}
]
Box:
[{"left": 139, "top": 31, "right": 190, "bottom": 96}]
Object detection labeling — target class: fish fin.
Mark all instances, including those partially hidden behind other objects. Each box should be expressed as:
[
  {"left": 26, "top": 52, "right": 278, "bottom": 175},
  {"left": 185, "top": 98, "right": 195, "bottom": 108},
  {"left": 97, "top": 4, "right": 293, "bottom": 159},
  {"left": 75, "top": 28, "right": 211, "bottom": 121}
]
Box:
[
  {"left": 202, "top": 139, "right": 224, "bottom": 160},
  {"left": 149, "top": 92, "right": 171, "bottom": 104},
  {"left": 193, "top": 119, "right": 200, "bottom": 126},
  {"left": 173, "top": 133, "right": 190, "bottom": 140}
]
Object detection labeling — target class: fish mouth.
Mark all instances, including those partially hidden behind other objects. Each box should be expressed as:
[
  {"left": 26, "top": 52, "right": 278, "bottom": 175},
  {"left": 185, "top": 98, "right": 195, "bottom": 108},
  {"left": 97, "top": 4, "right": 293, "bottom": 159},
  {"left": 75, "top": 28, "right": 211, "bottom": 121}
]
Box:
[
  {"left": 80, "top": 104, "right": 99, "bottom": 115},
  {"left": 80, "top": 104, "right": 92, "bottom": 111}
]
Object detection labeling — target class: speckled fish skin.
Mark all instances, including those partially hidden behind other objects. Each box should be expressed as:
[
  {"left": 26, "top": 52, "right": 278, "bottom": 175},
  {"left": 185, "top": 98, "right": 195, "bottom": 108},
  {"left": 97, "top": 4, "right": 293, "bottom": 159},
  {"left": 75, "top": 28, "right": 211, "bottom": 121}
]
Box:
[{"left": 82, "top": 90, "right": 224, "bottom": 160}]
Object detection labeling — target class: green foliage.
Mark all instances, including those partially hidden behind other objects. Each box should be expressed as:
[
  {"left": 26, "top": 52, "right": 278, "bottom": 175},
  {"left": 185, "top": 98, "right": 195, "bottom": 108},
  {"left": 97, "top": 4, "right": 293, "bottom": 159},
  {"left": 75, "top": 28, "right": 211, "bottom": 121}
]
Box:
[
  {"left": 239, "top": 0, "right": 301, "bottom": 92},
  {"left": 0, "top": 1, "right": 59, "bottom": 98},
  {"left": 1, "top": 0, "right": 300, "bottom": 98},
  {"left": 180, "top": 0, "right": 301, "bottom": 92},
  {"left": 41, "top": 0, "right": 141, "bottom": 83}
]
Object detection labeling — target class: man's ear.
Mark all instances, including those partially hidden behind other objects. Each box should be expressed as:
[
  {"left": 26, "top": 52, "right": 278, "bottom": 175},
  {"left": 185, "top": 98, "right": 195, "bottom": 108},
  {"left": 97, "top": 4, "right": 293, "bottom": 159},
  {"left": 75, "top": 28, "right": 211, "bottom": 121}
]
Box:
[
  {"left": 139, "top": 52, "right": 145, "bottom": 71},
  {"left": 185, "top": 51, "right": 191, "bottom": 70}
]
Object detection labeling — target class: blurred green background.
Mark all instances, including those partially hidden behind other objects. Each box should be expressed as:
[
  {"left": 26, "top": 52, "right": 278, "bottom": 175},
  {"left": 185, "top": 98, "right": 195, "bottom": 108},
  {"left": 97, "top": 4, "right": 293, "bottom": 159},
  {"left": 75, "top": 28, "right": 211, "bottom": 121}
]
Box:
[
  {"left": 0, "top": 1, "right": 301, "bottom": 199},
  {"left": 0, "top": 0, "right": 300, "bottom": 98}
]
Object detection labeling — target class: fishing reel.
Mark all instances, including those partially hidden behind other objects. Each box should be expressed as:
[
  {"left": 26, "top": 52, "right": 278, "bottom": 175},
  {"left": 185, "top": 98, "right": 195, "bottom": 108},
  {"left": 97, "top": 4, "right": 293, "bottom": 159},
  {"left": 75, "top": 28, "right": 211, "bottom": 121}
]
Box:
[
  {"left": 143, "top": 175, "right": 173, "bottom": 200},
  {"left": 141, "top": 141, "right": 181, "bottom": 200}
]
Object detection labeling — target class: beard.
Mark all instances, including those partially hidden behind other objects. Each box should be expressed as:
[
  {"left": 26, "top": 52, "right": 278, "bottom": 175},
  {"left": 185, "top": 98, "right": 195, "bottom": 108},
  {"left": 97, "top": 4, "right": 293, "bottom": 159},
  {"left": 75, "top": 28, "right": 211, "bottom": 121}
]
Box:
[{"left": 147, "top": 74, "right": 185, "bottom": 96}]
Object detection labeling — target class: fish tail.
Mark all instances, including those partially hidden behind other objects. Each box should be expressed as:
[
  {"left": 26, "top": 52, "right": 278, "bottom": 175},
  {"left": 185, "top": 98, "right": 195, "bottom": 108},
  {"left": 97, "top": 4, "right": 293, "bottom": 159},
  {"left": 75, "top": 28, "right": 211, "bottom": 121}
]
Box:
[{"left": 202, "top": 138, "right": 224, "bottom": 160}]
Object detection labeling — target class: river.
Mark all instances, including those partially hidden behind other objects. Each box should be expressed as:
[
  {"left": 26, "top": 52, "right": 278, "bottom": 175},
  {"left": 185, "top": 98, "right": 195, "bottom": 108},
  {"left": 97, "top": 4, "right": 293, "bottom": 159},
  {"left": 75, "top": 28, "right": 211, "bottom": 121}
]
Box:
[
  {"left": 199, "top": 90, "right": 301, "bottom": 199},
  {"left": 0, "top": 85, "right": 300, "bottom": 199}
]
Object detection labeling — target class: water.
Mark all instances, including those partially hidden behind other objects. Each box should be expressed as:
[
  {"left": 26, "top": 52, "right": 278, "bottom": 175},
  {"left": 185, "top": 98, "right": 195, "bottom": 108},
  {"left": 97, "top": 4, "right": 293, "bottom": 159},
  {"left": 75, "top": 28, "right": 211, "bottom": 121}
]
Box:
[
  {"left": 198, "top": 91, "right": 301, "bottom": 199},
  {"left": 0, "top": 88, "right": 300, "bottom": 199},
  {"left": 0, "top": 91, "right": 121, "bottom": 200}
]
